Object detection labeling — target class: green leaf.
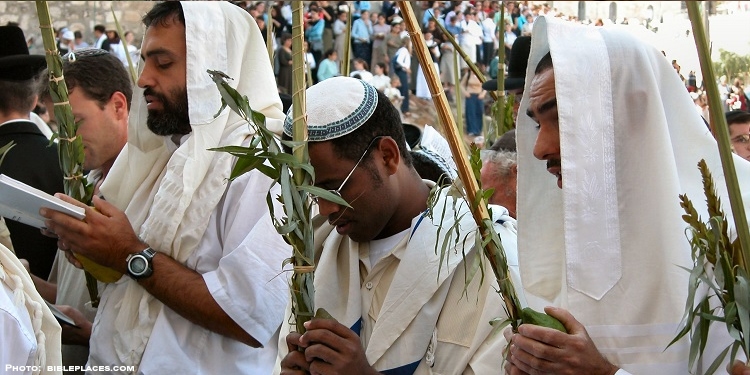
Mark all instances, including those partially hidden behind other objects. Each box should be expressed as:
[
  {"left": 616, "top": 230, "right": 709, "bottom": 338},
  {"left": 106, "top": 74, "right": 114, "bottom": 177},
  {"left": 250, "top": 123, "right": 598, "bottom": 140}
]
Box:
[
  {"left": 297, "top": 185, "right": 351, "bottom": 208},
  {"left": 520, "top": 307, "right": 567, "bottom": 333},
  {"left": 734, "top": 272, "right": 750, "bottom": 355},
  {"left": 704, "top": 344, "right": 731, "bottom": 375}
]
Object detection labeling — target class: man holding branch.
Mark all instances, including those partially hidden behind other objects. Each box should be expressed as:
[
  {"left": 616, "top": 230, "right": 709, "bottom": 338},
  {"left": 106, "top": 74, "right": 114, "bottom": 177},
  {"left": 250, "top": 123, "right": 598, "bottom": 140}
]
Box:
[
  {"left": 277, "top": 77, "right": 520, "bottom": 374},
  {"left": 41, "top": 2, "right": 290, "bottom": 373},
  {"left": 506, "top": 17, "right": 749, "bottom": 375}
]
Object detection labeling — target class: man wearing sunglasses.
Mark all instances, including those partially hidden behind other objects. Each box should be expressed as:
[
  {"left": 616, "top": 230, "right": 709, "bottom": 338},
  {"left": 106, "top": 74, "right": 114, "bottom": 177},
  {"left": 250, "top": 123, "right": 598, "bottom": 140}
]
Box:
[{"left": 277, "top": 77, "right": 518, "bottom": 374}]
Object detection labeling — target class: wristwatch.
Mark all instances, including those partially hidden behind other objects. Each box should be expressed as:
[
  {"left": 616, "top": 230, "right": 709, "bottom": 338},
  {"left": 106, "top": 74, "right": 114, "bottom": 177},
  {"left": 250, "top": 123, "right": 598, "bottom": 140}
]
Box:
[{"left": 126, "top": 247, "right": 156, "bottom": 279}]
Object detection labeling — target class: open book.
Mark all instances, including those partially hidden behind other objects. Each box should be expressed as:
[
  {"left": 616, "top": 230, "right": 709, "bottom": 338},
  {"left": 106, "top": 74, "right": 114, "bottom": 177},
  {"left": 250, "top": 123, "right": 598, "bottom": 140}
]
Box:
[
  {"left": 0, "top": 174, "right": 85, "bottom": 229},
  {"left": 45, "top": 301, "right": 79, "bottom": 327}
]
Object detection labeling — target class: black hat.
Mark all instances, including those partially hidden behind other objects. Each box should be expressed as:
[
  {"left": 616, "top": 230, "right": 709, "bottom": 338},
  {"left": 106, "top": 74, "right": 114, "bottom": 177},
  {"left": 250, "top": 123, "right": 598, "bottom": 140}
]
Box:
[
  {"left": 482, "top": 36, "right": 532, "bottom": 92},
  {"left": 0, "top": 26, "right": 46, "bottom": 81},
  {"left": 402, "top": 123, "right": 422, "bottom": 150}
]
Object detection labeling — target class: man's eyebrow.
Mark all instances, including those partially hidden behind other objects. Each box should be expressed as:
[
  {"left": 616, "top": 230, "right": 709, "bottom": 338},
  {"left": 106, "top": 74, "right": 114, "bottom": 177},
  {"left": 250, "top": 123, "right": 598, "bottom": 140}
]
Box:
[
  {"left": 141, "top": 48, "right": 175, "bottom": 61},
  {"left": 526, "top": 98, "right": 558, "bottom": 120}
]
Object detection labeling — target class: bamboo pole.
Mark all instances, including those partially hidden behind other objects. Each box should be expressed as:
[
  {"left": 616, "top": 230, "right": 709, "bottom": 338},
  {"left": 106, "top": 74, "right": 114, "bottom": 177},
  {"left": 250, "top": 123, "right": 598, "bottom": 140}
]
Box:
[
  {"left": 36, "top": 1, "right": 124, "bottom": 308},
  {"left": 398, "top": 1, "right": 521, "bottom": 325},
  {"left": 687, "top": 2, "right": 749, "bottom": 272},
  {"left": 432, "top": 12, "right": 497, "bottom": 101},
  {"left": 290, "top": 1, "right": 315, "bottom": 334}
]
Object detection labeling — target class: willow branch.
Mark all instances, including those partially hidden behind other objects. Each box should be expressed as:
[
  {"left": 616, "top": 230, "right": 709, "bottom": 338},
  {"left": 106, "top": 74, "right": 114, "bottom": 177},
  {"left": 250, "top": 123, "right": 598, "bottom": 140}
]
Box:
[{"left": 290, "top": 1, "right": 315, "bottom": 334}]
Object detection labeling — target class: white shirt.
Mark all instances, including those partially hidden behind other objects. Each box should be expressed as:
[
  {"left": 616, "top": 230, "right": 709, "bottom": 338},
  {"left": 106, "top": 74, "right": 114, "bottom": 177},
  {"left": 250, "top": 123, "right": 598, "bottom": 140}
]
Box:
[
  {"left": 88, "top": 170, "right": 290, "bottom": 374},
  {"left": 395, "top": 47, "right": 411, "bottom": 71}
]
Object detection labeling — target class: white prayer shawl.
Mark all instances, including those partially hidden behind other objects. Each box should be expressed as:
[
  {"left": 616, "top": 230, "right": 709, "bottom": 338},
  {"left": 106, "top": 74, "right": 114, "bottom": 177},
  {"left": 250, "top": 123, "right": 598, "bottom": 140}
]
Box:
[
  {"left": 0, "top": 217, "right": 13, "bottom": 251},
  {"left": 516, "top": 17, "right": 750, "bottom": 373},
  {"left": 98, "top": 1, "right": 284, "bottom": 368},
  {"left": 0, "top": 243, "right": 62, "bottom": 375},
  {"left": 276, "top": 187, "right": 519, "bottom": 374}
]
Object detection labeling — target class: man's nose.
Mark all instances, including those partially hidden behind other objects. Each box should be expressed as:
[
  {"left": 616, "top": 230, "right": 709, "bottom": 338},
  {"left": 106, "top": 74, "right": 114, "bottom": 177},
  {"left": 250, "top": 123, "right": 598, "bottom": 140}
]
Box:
[{"left": 316, "top": 198, "right": 341, "bottom": 218}]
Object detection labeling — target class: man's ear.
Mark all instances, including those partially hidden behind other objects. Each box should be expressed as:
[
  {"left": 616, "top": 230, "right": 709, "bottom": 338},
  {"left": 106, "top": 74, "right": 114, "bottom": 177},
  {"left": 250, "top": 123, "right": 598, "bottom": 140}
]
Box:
[
  {"left": 110, "top": 91, "right": 129, "bottom": 120},
  {"left": 378, "top": 137, "right": 401, "bottom": 175}
]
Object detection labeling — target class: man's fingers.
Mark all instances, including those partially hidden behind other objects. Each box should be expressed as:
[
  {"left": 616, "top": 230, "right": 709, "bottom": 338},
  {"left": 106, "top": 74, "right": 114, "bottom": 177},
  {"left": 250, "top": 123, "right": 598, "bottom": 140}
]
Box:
[
  {"left": 512, "top": 330, "right": 561, "bottom": 363},
  {"left": 91, "top": 195, "right": 118, "bottom": 217},
  {"left": 544, "top": 306, "right": 583, "bottom": 334},
  {"left": 286, "top": 332, "right": 304, "bottom": 351},
  {"left": 54, "top": 193, "right": 88, "bottom": 208},
  {"left": 304, "top": 318, "right": 357, "bottom": 340},
  {"left": 517, "top": 323, "right": 567, "bottom": 352},
  {"left": 304, "top": 343, "right": 340, "bottom": 368}
]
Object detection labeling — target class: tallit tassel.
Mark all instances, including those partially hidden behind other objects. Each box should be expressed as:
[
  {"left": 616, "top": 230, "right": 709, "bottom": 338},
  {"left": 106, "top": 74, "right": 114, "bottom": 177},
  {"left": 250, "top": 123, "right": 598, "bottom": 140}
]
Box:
[{"left": 425, "top": 328, "right": 437, "bottom": 367}]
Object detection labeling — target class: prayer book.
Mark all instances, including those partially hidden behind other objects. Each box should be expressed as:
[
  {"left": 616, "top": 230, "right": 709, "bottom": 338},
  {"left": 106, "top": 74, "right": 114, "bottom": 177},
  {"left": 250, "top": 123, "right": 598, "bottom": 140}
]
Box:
[
  {"left": 45, "top": 301, "right": 78, "bottom": 327},
  {"left": 0, "top": 174, "right": 85, "bottom": 229}
]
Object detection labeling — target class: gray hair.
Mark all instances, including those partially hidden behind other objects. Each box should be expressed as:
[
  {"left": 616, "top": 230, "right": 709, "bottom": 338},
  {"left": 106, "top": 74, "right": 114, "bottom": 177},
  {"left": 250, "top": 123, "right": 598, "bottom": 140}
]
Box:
[{"left": 481, "top": 149, "right": 517, "bottom": 180}]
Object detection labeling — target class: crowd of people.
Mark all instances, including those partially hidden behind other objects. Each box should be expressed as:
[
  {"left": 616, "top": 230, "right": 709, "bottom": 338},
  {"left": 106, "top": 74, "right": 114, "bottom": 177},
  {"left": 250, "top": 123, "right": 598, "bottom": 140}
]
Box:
[{"left": 2, "top": 1, "right": 750, "bottom": 375}]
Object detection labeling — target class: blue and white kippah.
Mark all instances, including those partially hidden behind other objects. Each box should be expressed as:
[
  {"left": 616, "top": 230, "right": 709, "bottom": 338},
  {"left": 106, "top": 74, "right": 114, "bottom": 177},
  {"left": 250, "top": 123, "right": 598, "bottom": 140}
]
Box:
[{"left": 283, "top": 77, "right": 379, "bottom": 141}]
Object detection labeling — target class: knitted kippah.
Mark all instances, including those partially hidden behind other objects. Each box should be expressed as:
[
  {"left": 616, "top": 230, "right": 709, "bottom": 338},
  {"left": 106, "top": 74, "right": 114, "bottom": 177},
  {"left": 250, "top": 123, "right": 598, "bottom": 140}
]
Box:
[{"left": 283, "top": 77, "right": 379, "bottom": 141}]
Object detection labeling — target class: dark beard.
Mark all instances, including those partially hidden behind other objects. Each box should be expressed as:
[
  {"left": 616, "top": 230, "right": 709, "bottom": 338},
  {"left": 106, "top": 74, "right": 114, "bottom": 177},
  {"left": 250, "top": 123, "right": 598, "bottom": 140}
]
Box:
[{"left": 145, "top": 87, "right": 191, "bottom": 136}]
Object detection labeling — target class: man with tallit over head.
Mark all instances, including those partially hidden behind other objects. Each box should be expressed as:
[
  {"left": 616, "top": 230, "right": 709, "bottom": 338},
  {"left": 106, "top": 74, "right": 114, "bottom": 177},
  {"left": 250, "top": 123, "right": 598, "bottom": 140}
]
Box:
[
  {"left": 505, "top": 16, "right": 750, "bottom": 375},
  {"left": 41, "top": 2, "right": 290, "bottom": 374}
]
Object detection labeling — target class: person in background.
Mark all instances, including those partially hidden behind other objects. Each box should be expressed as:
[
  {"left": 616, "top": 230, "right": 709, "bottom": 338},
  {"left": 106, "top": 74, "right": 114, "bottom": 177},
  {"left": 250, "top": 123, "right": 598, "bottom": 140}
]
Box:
[
  {"left": 0, "top": 25, "right": 64, "bottom": 280},
  {"left": 506, "top": 16, "right": 750, "bottom": 375},
  {"left": 393, "top": 37, "right": 412, "bottom": 117},
  {"left": 41, "top": 3, "right": 290, "bottom": 373},
  {"left": 727, "top": 110, "right": 750, "bottom": 161},
  {"left": 351, "top": 10, "right": 373, "bottom": 67},
  {"left": 317, "top": 48, "right": 340, "bottom": 82}
]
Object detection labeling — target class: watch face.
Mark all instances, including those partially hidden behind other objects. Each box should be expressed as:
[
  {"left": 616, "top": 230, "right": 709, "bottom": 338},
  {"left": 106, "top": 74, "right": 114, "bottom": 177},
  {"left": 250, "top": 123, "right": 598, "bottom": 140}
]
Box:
[{"left": 130, "top": 256, "right": 148, "bottom": 275}]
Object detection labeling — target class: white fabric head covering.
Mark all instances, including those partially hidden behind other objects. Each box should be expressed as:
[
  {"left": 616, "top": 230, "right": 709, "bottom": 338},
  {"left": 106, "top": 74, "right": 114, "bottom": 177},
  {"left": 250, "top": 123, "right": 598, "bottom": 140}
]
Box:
[
  {"left": 283, "top": 76, "right": 378, "bottom": 141},
  {"left": 412, "top": 125, "right": 458, "bottom": 180},
  {"left": 98, "top": 1, "right": 284, "bottom": 366},
  {"left": 516, "top": 16, "right": 750, "bottom": 371},
  {"left": 0, "top": 243, "right": 62, "bottom": 374}
]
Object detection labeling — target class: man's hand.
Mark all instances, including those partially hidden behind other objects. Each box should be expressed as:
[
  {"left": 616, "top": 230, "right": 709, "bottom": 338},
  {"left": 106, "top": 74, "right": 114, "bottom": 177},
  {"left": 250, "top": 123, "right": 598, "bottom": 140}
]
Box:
[
  {"left": 40, "top": 194, "right": 145, "bottom": 274},
  {"left": 730, "top": 360, "right": 750, "bottom": 375},
  {"left": 508, "top": 306, "right": 618, "bottom": 375},
  {"left": 280, "top": 332, "right": 311, "bottom": 375},
  {"left": 56, "top": 305, "right": 92, "bottom": 346},
  {"left": 503, "top": 327, "right": 528, "bottom": 375},
  {"left": 297, "top": 318, "right": 380, "bottom": 375}
]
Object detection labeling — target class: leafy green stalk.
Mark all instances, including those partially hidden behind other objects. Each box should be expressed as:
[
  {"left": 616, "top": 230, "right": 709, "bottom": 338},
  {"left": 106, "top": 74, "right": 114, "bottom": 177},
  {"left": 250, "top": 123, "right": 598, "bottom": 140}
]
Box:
[
  {"left": 36, "top": 1, "right": 106, "bottom": 307},
  {"left": 289, "top": 1, "right": 315, "bottom": 334},
  {"left": 671, "top": 160, "right": 749, "bottom": 373},
  {"left": 209, "top": 69, "right": 345, "bottom": 335},
  {"left": 687, "top": 2, "right": 749, "bottom": 272}
]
